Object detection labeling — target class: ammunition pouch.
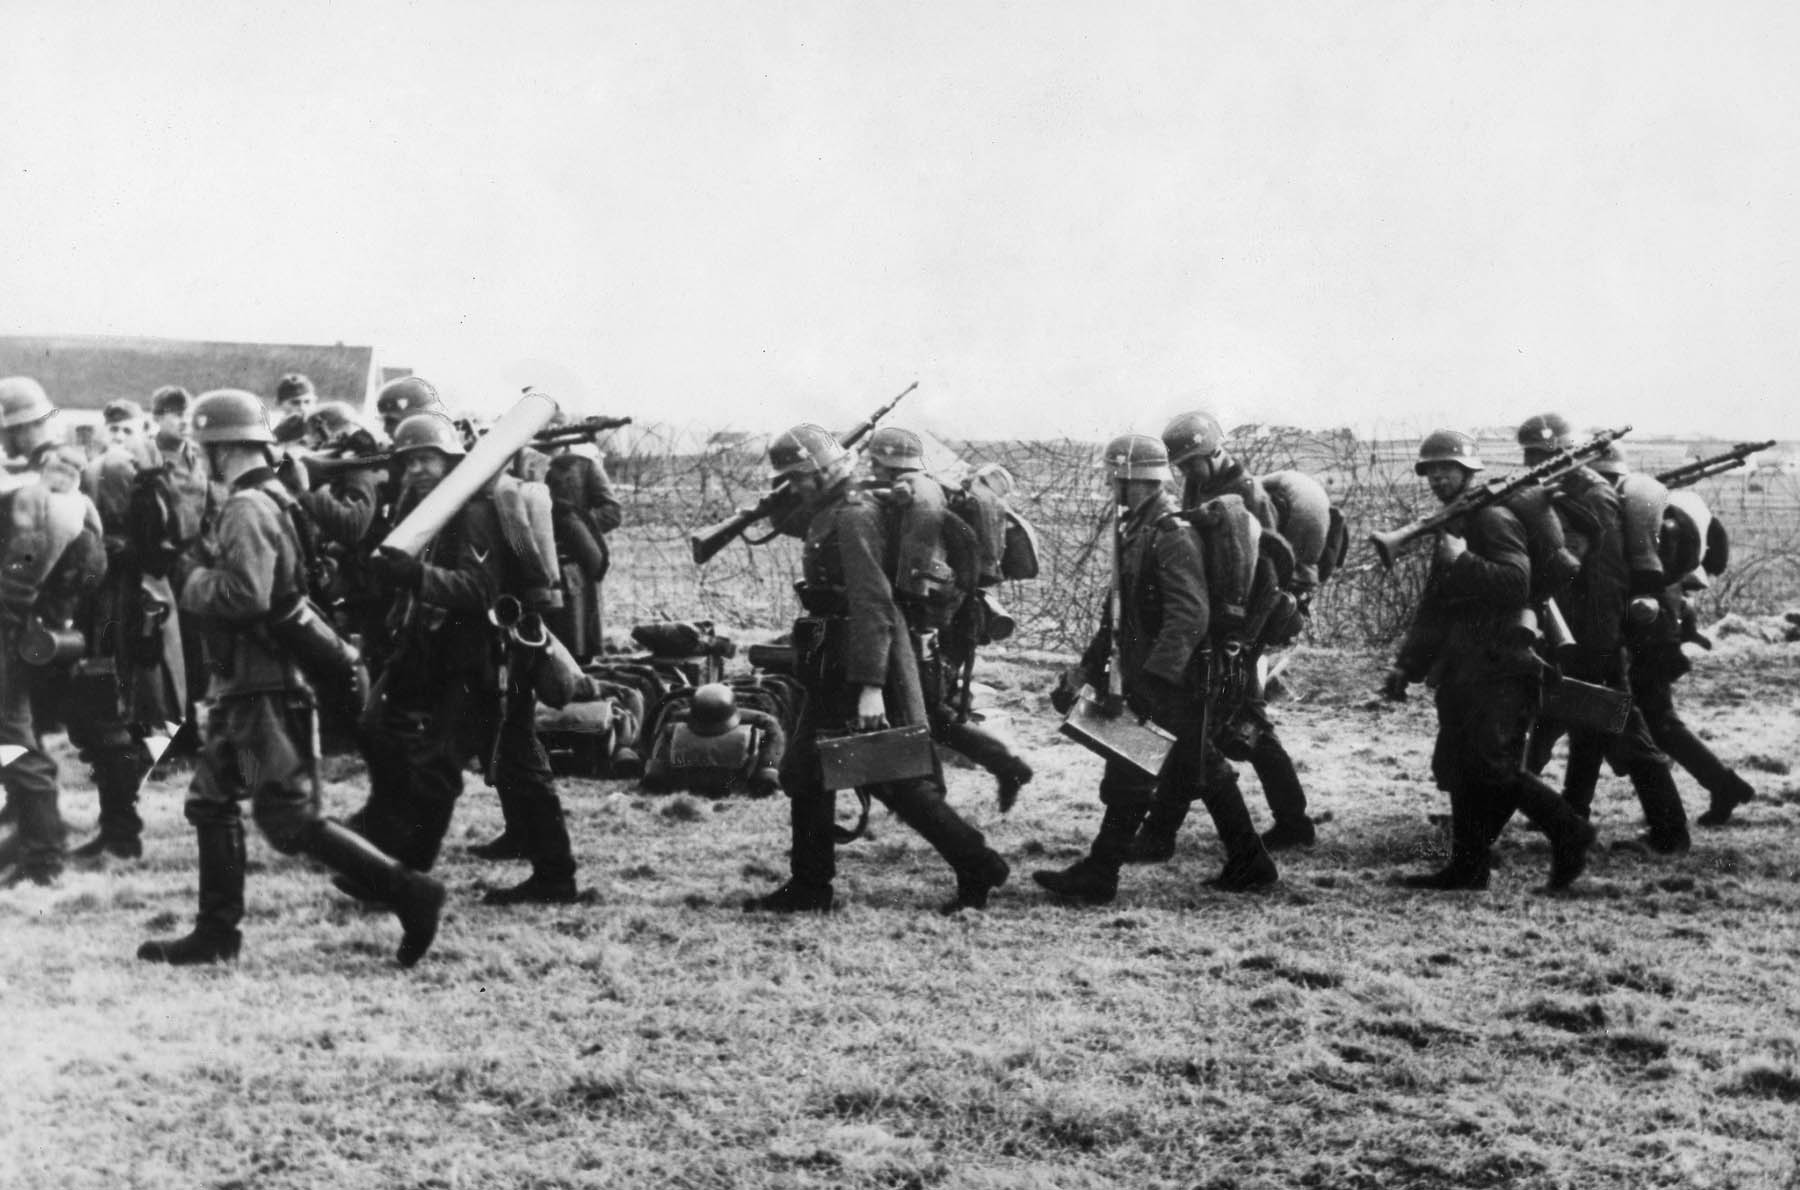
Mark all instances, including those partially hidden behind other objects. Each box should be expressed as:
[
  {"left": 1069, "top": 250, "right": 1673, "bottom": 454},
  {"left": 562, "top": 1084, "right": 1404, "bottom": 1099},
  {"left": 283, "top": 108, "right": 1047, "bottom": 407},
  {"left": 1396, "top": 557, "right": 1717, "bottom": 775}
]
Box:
[{"left": 816, "top": 724, "right": 936, "bottom": 790}]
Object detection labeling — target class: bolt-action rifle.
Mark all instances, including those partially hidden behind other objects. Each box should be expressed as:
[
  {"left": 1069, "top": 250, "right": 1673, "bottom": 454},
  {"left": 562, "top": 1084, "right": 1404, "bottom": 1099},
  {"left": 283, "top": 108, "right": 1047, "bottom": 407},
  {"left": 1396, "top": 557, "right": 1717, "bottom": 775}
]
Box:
[
  {"left": 1369, "top": 426, "right": 1633, "bottom": 569},
  {"left": 688, "top": 381, "right": 919, "bottom": 565},
  {"left": 1656, "top": 440, "right": 1776, "bottom": 490}
]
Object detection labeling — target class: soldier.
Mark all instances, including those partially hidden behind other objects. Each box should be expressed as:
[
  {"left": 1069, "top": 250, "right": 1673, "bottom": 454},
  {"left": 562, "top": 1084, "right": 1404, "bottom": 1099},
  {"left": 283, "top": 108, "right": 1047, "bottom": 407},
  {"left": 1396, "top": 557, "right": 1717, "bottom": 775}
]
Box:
[
  {"left": 375, "top": 376, "right": 448, "bottom": 439},
  {"left": 1591, "top": 445, "right": 1758, "bottom": 827},
  {"left": 540, "top": 409, "right": 623, "bottom": 664},
  {"left": 1516, "top": 413, "right": 1689, "bottom": 853},
  {"left": 1126, "top": 410, "right": 1317, "bottom": 858},
  {"left": 273, "top": 373, "right": 317, "bottom": 445},
  {"left": 0, "top": 377, "right": 107, "bottom": 886},
  {"left": 1381, "top": 429, "right": 1596, "bottom": 891},
  {"left": 148, "top": 385, "right": 218, "bottom": 736},
  {"left": 352, "top": 411, "right": 582, "bottom": 905},
  {"left": 865, "top": 426, "right": 1033, "bottom": 812},
  {"left": 1036, "top": 434, "right": 1277, "bottom": 905},
  {"left": 136, "top": 390, "right": 444, "bottom": 967},
  {"left": 744, "top": 424, "right": 1009, "bottom": 914},
  {"left": 100, "top": 399, "right": 160, "bottom": 470}
]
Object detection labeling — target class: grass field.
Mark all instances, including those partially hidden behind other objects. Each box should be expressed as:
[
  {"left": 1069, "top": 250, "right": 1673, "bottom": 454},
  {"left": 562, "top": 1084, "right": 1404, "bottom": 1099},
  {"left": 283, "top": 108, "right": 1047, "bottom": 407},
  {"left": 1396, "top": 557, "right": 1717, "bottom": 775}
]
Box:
[{"left": 4, "top": 636, "right": 1799, "bottom": 1189}]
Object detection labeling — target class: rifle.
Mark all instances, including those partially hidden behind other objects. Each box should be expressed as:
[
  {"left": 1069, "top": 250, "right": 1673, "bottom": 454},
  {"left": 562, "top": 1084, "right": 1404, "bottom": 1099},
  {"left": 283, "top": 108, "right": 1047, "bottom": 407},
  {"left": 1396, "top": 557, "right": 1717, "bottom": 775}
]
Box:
[
  {"left": 1656, "top": 440, "right": 1775, "bottom": 490},
  {"left": 1369, "top": 425, "right": 1633, "bottom": 569},
  {"left": 688, "top": 381, "right": 919, "bottom": 565},
  {"left": 532, "top": 416, "right": 632, "bottom": 451}
]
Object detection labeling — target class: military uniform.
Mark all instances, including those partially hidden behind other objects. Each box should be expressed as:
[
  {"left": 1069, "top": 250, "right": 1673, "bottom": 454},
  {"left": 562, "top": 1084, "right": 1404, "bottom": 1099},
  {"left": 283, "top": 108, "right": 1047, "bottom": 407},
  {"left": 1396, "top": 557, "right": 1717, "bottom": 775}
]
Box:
[
  {"left": 1522, "top": 456, "right": 1688, "bottom": 850},
  {"left": 544, "top": 449, "right": 622, "bottom": 660},
  {"left": 1388, "top": 431, "right": 1595, "bottom": 890},
  {"left": 0, "top": 443, "right": 107, "bottom": 884},
  {"left": 138, "top": 390, "right": 442, "bottom": 967},
  {"left": 748, "top": 425, "right": 1007, "bottom": 914}
]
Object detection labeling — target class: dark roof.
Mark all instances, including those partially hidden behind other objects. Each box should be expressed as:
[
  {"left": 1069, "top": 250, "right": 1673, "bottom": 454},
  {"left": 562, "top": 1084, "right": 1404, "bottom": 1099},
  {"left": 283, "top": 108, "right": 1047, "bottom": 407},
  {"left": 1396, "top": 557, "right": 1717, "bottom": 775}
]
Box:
[{"left": 0, "top": 335, "right": 378, "bottom": 413}]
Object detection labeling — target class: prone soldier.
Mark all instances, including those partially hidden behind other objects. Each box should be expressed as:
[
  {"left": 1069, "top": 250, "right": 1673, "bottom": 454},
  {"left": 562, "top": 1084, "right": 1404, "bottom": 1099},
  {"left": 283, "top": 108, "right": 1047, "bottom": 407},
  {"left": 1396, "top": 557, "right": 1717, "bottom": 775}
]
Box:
[
  {"left": 744, "top": 424, "right": 1009, "bottom": 915},
  {"left": 1380, "top": 430, "right": 1596, "bottom": 891},
  {"left": 136, "top": 389, "right": 444, "bottom": 966},
  {"left": 1036, "top": 433, "right": 1277, "bottom": 905}
]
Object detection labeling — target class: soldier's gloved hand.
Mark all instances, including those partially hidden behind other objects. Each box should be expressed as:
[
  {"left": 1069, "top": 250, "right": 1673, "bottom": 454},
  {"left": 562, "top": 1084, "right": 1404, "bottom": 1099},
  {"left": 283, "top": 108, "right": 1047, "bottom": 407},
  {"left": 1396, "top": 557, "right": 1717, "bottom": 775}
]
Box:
[
  {"left": 1049, "top": 666, "right": 1088, "bottom": 714},
  {"left": 747, "top": 768, "right": 781, "bottom": 798},
  {"left": 1380, "top": 667, "right": 1410, "bottom": 702},
  {"left": 371, "top": 546, "right": 424, "bottom": 591},
  {"left": 1626, "top": 596, "right": 1660, "bottom": 628},
  {"left": 1435, "top": 531, "right": 1468, "bottom": 565},
  {"left": 853, "top": 685, "right": 888, "bottom": 731},
  {"left": 276, "top": 452, "right": 310, "bottom": 494}
]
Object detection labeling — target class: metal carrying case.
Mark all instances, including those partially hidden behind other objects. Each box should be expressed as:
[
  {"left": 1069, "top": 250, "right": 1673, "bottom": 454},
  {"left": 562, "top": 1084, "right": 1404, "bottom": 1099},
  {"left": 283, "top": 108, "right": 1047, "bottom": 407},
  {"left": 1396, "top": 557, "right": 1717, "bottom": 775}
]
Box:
[
  {"left": 1540, "top": 675, "right": 1633, "bottom": 735},
  {"left": 1058, "top": 694, "right": 1176, "bottom": 777},
  {"left": 817, "top": 725, "right": 936, "bottom": 790}
]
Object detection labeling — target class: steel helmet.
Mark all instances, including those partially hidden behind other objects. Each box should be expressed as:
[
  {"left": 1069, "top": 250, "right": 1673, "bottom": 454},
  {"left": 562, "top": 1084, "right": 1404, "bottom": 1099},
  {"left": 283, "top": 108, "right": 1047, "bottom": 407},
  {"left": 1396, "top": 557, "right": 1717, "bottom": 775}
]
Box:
[
  {"left": 686, "top": 683, "right": 741, "bottom": 737},
  {"left": 1516, "top": 412, "right": 1574, "bottom": 453},
  {"left": 1162, "top": 410, "right": 1225, "bottom": 466},
  {"left": 376, "top": 376, "right": 445, "bottom": 420},
  {"left": 1589, "top": 441, "right": 1631, "bottom": 478},
  {"left": 391, "top": 411, "right": 467, "bottom": 458},
  {"left": 189, "top": 389, "right": 275, "bottom": 445},
  {"left": 1102, "top": 433, "right": 1173, "bottom": 483},
  {"left": 306, "top": 400, "right": 363, "bottom": 441},
  {"left": 0, "top": 377, "right": 57, "bottom": 429},
  {"left": 969, "top": 461, "right": 1015, "bottom": 499},
  {"left": 1414, "top": 429, "right": 1483, "bottom": 475},
  {"left": 867, "top": 426, "right": 925, "bottom": 470},
  {"left": 767, "top": 423, "right": 849, "bottom": 482}
]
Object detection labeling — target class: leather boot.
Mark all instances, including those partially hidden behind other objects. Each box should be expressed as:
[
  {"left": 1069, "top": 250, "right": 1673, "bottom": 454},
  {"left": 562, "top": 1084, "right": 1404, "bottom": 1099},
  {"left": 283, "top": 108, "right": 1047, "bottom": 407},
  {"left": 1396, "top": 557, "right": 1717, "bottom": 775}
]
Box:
[
  {"left": 746, "top": 793, "right": 836, "bottom": 913},
  {"left": 1033, "top": 803, "right": 1145, "bottom": 904},
  {"left": 485, "top": 792, "right": 579, "bottom": 905},
  {"left": 1402, "top": 787, "right": 1491, "bottom": 890},
  {"left": 1561, "top": 732, "right": 1605, "bottom": 821},
  {"left": 1123, "top": 799, "right": 1190, "bottom": 864},
  {"left": 304, "top": 820, "right": 446, "bottom": 967},
  {"left": 1197, "top": 782, "right": 1278, "bottom": 892},
  {"left": 878, "top": 784, "right": 1003, "bottom": 913},
  {"left": 994, "top": 757, "right": 1033, "bottom": 814},
  {"left": 1512, "top": 771, "right": 1598, "bottom": 889},
  {"left": 1628, "top": 760, "right": 1691, "bottom": 853},
  {"left": 1696, "top": 772, "right": 1756, "bottom": 827},
  {"left": 138, "top": 822, "right": 245, "bottom": 965},
  {"left": 72, "top": 756, "right": 149, "bottom": 860},
  {"left": 1259, "top": 816, "right": 1317, "bottom": 852},
  {"left": 942, "top": 849, "right": 1010, "bottom": 914}
]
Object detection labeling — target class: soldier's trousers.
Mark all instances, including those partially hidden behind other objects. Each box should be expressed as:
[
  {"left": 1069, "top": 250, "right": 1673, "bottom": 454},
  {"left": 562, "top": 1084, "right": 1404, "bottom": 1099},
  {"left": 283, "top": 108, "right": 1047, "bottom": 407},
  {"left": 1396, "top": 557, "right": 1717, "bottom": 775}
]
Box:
[
  {"left": 778, "top": 688, "right": 990, "bottom": 890},
  {"left": 1632, "top": 667, "right": 1744, "bottom": 800},
  {"left": 1105, "top": 707, "right": 1262, "bottom": 862},
  {"left": 1527, "top": 655, "right": 1686, "bottom": 841},
  {"left": 362, "top": 677, "right": 573, "bottom": 882},
  {"left": 0, "top": 632, "right": 66, "bottom": 875},
  {"left": 930, "top": 705, "right": 1027, "bottom": 780},
  {"left": 1228, "top": 701, "right": 1308, "bottom": 825},
  {"left": 185, "top": 693, "right": 322, "bottom": 855}
]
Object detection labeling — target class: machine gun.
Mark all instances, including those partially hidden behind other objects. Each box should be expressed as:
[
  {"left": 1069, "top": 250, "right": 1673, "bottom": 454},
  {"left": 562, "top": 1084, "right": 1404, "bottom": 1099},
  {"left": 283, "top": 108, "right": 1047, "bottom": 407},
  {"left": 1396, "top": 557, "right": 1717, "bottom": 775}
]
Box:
[
  {"left": 1369, "top": 425, "right": 1633, "bottom": 569},
  {"left": 688, "top": 381, "right": 918, "bottom": 565},
  {"left": 301, "top": 414, "right": 632, "bottom": 483},
  {"left": 532, "top": 415, "right": 632, "bottom": 451},
  {"left": 1656, "top": 440, "right": 1776, "bottom": 490}
]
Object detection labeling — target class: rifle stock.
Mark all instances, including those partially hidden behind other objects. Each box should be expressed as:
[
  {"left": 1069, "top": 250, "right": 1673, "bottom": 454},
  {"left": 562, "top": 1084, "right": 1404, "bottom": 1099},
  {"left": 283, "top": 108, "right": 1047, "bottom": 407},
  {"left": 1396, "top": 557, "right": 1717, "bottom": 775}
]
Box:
[{"left": 1371, "top": 425, "right": 1632, "bottom": 569}]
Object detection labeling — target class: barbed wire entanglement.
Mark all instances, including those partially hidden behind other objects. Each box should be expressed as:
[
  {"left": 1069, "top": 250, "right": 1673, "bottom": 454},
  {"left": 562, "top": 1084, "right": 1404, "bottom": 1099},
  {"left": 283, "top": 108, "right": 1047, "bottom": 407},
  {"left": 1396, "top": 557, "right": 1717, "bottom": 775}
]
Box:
[{"left": 599, "top": 424, "right": 1800, "bottom": 652}]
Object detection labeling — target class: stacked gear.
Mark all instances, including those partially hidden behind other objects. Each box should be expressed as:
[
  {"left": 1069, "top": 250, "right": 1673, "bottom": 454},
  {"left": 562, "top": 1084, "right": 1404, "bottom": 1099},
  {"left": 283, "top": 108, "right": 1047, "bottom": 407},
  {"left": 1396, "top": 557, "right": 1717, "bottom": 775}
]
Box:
[{"left": 640, "top": 683, "right": 786, "bottom": 798}]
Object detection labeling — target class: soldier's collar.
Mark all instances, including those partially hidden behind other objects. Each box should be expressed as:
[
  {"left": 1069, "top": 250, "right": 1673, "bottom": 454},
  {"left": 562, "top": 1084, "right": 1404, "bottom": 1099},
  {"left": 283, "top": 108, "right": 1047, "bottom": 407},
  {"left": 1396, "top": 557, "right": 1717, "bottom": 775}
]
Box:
[{"left": 233, "top": 466, "right": 279, "bottom": 492}]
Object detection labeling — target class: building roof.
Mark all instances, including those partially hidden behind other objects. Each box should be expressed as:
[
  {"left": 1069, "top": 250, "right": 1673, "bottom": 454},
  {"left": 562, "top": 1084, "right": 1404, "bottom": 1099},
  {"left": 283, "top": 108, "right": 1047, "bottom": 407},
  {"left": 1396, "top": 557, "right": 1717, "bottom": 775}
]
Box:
[{"left": 0, "top": 334, "right": 378, "bottom": 412}]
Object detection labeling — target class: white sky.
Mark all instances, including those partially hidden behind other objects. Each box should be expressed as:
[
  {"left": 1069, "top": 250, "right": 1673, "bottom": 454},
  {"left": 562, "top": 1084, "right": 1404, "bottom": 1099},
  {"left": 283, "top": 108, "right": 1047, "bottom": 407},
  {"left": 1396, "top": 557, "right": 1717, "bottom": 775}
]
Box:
[{"left": 4, "top": 0, "right": 1797, "bottom": 441}]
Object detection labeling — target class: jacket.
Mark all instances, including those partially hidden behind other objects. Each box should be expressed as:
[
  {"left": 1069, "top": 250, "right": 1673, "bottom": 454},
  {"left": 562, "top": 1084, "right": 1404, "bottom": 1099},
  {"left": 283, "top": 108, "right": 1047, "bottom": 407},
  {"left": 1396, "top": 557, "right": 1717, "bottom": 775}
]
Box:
[
  {"left": 179, "top": 469, "right": 308, "bottom": 698},
  {"left": 1394, "top": 502, "right": 1538, "bottom": 687}
]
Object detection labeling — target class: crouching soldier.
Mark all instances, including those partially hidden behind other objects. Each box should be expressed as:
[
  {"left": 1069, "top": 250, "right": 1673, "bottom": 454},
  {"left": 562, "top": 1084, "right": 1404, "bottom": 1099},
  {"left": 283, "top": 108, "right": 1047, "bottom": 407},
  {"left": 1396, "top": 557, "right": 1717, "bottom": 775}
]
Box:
[
  {"left": 744, "top": 424, "right": 1009, "bottom": 915},
  {"left": 1036, "top": 434, "right": 1277, "bottom": 905},
  {"left": 137, "top": 390, "right": 444, "bottom": 967}
]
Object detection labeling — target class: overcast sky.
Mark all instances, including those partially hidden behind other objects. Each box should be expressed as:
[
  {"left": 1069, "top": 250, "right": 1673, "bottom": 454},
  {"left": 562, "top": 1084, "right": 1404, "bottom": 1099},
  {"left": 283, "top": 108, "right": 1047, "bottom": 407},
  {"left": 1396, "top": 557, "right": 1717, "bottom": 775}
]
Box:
[{"left": 4, "top": 0, "right": 1796, "bottom": 442}]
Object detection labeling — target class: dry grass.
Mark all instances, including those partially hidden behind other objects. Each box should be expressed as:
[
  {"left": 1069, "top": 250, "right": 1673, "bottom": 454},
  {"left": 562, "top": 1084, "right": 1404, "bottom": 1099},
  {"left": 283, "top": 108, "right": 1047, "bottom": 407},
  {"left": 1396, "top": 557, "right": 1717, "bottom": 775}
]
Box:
[{"left": 5, "top": 641, "right": 1799, "bottom": 1189}]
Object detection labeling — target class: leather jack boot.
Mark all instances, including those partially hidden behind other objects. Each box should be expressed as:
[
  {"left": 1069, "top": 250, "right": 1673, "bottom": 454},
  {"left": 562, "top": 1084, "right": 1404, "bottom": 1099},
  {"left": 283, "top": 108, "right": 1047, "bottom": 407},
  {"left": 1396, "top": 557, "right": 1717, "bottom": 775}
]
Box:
[
  {"left": 1197, "top": 781, "right": 1278, "bottom": 892},
  {"left": 944, "top": 849, "right": 1010, "bottom": 915},
  {"left": 1034, "top": 803, "right": 1145, "bottom": 905},
  {"left": 72, "top": 760, "right": 148, "bottom": 861},
  {"left": 1696, "top": 772, "right": 1756, "bottom": 828},
  {"left": 1512, "top": 772, "right": 1597, "bottom": 889},
  {"left": 1259, "top": 816, "right": 1317, "bottom": 852},
  {"left": 1124, "top": 799, "right": 1189, "bottom": 865},
  {"left": 138, "top": 821, "right": 245, "bottom": 965},
  {"left": 1629, "top": 760, "right": 1691, "bottom": 854},
  {"left": 746, "top": 793, "right": 835, "bottom": 913},
  {"left": 305, "top": 820, "right": 446, "bottom": 967},
  {"left": 1401, "top": 787, "right": 1491, "bottom": 891},
  {"left": 994, "top": 757, "right": 1033, "bottom": 815},
  {"left": 485, "top": 792, "right": 578, "bottom": 906}
]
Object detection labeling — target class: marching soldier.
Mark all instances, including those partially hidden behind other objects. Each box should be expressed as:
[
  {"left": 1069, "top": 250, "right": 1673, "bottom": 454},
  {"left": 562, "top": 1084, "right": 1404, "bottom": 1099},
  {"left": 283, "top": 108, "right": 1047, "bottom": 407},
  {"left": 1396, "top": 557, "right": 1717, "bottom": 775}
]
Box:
[
  {"left": 744, "top": 424, "right": 1009, "bottom": 914},
  {"left": 1590, "top": 445, "right": 1758, "bottom": 827},
  {"left": 1126, "top": 410, "right": 1317, "bottom": 858},
  {"left": 1516, "top": 414, "right": 1689, "bottom": 853},
  {"left": 137, "top": 389, "right": 444, "bottom": 967},
  {"left": 1381, "top": 430, "right": 1596, "bottom": 891},
  {"left": 1036, "top": 433, "right": 1277, "bottom": 905},
  {"left": 0, "top": 377, "right": 107, "bottom": 886},
  {"left": 865, "top": 426, "right": 1033, "bottom": 812},
  {"left": 352, "top": 411, "right": 582, "bottom": 905}
]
